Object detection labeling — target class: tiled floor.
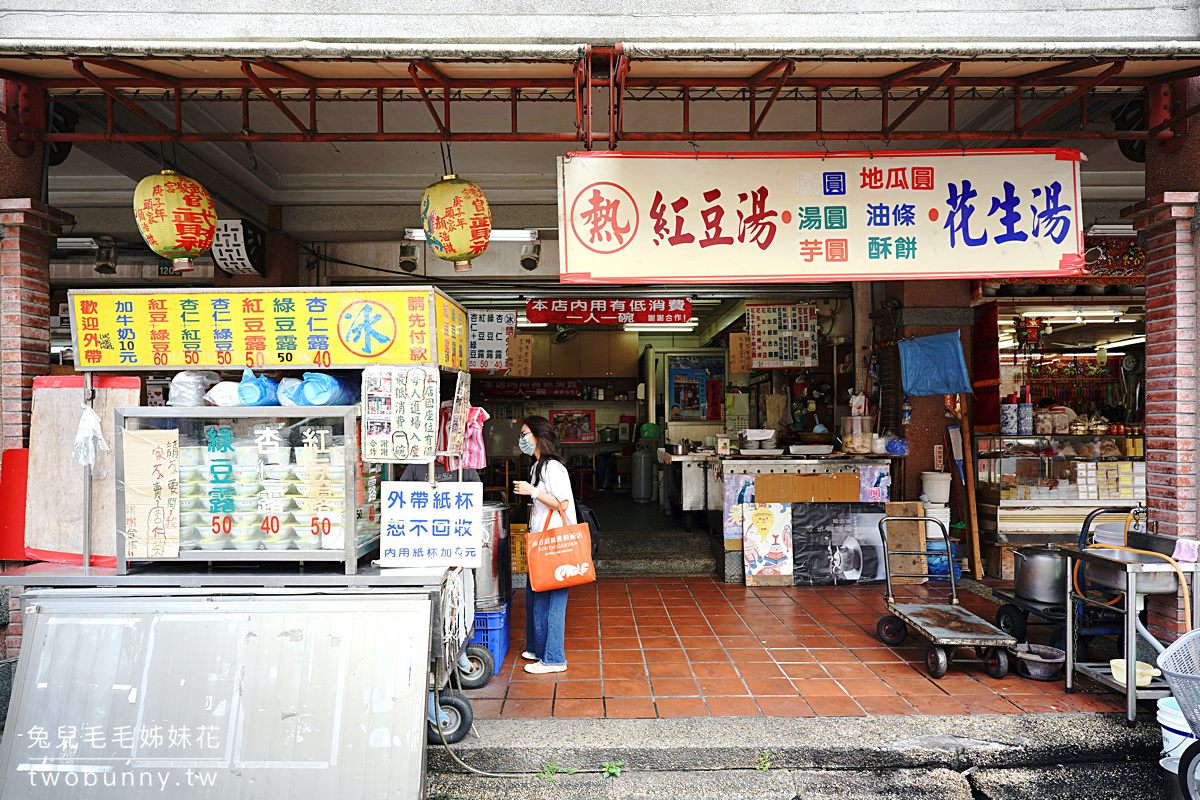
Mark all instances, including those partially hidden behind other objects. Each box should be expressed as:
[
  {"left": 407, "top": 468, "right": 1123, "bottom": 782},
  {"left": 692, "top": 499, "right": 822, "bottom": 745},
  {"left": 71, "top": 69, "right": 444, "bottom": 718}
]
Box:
[{"left": 463, "top": 577, "right": 1127, "bottom": 719}]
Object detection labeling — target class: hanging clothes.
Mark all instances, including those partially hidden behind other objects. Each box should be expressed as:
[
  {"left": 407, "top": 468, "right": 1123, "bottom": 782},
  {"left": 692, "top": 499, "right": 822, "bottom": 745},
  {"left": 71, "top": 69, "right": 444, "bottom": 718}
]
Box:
[{"left": 437, "top": 404, "right": 491, "bottom": 471}]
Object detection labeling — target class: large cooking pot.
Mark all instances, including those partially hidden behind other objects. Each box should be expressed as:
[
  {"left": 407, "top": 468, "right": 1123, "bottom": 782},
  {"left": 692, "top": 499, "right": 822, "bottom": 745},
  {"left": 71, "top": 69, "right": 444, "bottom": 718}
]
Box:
[{"left": 1014, "top": 545, "right": 1069, "bottom": 605}]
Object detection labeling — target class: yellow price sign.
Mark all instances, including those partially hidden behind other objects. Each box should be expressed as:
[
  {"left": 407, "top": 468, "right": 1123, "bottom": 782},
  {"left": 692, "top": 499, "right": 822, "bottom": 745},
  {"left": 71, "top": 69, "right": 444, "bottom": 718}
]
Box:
[{"left": 70, "top": 287, "right": 466, "bottom": 372}]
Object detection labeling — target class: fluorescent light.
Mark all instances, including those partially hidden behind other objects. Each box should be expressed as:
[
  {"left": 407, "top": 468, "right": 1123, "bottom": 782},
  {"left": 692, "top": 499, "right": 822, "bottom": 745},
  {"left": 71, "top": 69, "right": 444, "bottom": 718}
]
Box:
[
  {"left": 405, "top": 228, "right": 537, "bottom": 242},
  {"left": 1022, "top": 307, "right": 1128, "bottom": 317},
  {"left": 1086, "top": 224, "right": 1136, "bottom": 237},
  {"left": 56, "top": 237, "right": 98, "bottom": 250},
  {"left": 1102, "top": 335, "right": 1146, "bottom": 348},
  {"left": 625, "top": 324, "right": 698, "bottom": 332}
]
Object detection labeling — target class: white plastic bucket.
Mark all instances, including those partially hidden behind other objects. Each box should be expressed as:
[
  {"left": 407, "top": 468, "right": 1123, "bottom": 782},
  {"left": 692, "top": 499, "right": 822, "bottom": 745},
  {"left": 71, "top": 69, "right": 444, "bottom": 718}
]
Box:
[
  {"left": 921, "top": 472, "right": 952, "bottom": 504},
  {"left": 1159, "top": 697, "right": 1197, "bottom": 760},
  {"left": 922, "top": 503, "right": 952, "bottom": 540}
]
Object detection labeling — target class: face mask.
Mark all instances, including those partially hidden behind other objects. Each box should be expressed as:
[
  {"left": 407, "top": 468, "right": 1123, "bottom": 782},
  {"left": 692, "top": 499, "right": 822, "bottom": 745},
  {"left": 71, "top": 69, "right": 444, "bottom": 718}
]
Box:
[{"left": 518, "top": 435, "right": 536, "bottom": 456}]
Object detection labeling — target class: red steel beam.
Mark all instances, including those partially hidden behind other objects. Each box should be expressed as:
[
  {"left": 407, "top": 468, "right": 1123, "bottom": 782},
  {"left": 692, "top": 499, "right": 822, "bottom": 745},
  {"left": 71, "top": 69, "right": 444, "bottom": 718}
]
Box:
[
  {"left": 241, "top": 61, "right": 311, "bottom": 138},
  {"left": 751, "top": 61, "right": 796, "bottom": 136},
  {"left": 1148, "top": 98, "right": 1200, "bottom": 135},
  {"left": 78, "top": 58, "right": 180, "bottom": 87},
  {"left": 407, "top": 62, "right": 448, "bottom": 137},
  {"left": 881, "top": 59, "right": 947, "bottom": 86},
  {"left": 883, "top": 62, "right": 959, "bottom": 137},
  {"left": 70, "top": 60, "right": 174, "bottom": 137},
  {"left": 1018, "top": 58, "right": 1111, "bottom": 84},
  {"left": 249, "top": 60, "right": 317, "bottom": 88},
  {"left": 1017, "top": 60, "right": 1124, "bottom": 134}
]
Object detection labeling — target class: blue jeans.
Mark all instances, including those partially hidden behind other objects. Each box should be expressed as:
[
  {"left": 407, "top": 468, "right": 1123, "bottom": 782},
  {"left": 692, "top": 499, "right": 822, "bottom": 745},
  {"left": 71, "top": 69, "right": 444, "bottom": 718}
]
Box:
[{"left": 524, "top": 586, "right": 569, "bottom": 667}]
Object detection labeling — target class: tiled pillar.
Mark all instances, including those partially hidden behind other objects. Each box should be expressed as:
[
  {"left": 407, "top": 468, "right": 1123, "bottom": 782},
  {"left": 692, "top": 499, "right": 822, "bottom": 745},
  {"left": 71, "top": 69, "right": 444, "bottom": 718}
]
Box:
[
  {"left": 0, "top": 199, "right": 72, "bottom": 452},
  {"left": 1124, "top": 192, "right": 1199, "bottom": 638}
]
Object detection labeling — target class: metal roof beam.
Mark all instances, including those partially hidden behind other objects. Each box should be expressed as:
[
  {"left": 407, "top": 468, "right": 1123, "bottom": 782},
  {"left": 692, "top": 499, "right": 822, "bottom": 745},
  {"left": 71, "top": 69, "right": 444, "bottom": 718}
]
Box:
[
  {"left": 77, "top": 58, "right": 179, "bottom": 87},
  {"left": 1017, "top": 60, "right": 1124, "bottom": 134},
  {"left": 240, "top": 61, "right": 311, "bottom": 138},
  {"left": 882, "top": 58, "right": 947, "bottom": 87},
  {"left": 751, "top": 62, "right": 795, "bottom": 136},
  {"left": 1018, "top": 57, "right": 1109, "bottom": 84},
  {"left": 249, "top": 60, "right": 317, "bottom": 89},
  {"left": 884, "top": 61, "right": 959, "bottom": 137},
  {"left": 70, "top": 59, "right": 173, "bottom": 137},
  {"left": 408, "top": 62, "right": 448, "bottom": 138}
]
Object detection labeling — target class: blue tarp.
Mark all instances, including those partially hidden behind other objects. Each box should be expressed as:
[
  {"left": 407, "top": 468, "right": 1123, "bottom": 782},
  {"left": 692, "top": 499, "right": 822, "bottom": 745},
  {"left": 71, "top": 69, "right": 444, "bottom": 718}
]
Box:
[{"left": 898, "top": 331, "right": 973, "bottom": 397}]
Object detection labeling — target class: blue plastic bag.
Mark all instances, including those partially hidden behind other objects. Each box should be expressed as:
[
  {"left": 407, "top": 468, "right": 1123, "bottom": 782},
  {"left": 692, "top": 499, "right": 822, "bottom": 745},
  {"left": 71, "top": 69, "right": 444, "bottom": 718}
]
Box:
[
  {"left": 898, "top": 331, "right": 972, "bottom": 397},
  {"left": 283, "top": 373, "right": 358, "bottom": 406},
  {"left": 926, "top": 540, "right": 963, "bottom": 581},
  {"left": 237, "top": 368, "right": 279, "bottom": 406}
]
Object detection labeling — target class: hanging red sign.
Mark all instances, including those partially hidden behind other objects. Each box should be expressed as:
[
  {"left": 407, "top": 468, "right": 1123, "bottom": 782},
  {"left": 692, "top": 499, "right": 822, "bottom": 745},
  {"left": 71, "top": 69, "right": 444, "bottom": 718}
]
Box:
[{"left": 525, "top": 298, "right": 691, "bottom": 324}]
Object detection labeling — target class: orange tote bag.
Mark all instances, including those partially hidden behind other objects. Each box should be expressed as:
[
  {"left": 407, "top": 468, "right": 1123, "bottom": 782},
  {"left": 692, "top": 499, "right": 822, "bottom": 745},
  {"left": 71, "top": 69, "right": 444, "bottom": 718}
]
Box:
[{"left": 526, "top": 511, "right": 595, "bottom": 592}]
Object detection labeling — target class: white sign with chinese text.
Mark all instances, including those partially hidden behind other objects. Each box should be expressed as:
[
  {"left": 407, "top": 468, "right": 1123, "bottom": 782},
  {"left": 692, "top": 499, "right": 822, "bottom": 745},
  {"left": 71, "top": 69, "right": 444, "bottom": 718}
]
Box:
[
  {"left": 557, "top": 150, "right": 1083, "bottom": 284},
  {"left": 379, "top": 481, "right": 483, "bottom": 569},
  {"left": 122, "top": 429, "right": 180, "bottom": 558},
  {"left": 361, "top": 365, "right": 439, "bottom": 463},
  {"left": 468, "top": 310, "right": 516, "bottom": 371}
]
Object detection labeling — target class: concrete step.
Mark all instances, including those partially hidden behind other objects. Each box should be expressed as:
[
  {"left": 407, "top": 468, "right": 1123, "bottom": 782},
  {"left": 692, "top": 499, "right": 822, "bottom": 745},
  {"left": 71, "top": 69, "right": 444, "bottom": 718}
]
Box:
[
  {"left": 429, "top": 762, "right": 1165, "bottom": 800},
  {"left": 594, "top": 531, "right": 712, "bottom": 556},
  {"left": 593, "top": 555, "right": 716, "bottom": 578},
  {"left": 592, "top": 529, "right": 716, "bottom": 577}
]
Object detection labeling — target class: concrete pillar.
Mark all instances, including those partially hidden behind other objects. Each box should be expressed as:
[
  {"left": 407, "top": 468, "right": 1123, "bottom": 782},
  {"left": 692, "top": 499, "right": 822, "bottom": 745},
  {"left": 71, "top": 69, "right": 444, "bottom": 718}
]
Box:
[{"left": 0, "top": 199, "right": 72, "bottom": 451}]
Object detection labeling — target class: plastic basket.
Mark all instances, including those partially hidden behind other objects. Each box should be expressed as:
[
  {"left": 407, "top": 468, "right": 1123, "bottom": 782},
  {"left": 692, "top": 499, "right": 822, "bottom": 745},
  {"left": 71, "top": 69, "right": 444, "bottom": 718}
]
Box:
[
  {"left": 1158, "top": 629, "right": 1200, "bottom": 737},
  {"left": 469, "top": 602, "right": 510, "bottom": 677},
  {"left": 511, "top": 531, "right": 527, "bottom": 574}
]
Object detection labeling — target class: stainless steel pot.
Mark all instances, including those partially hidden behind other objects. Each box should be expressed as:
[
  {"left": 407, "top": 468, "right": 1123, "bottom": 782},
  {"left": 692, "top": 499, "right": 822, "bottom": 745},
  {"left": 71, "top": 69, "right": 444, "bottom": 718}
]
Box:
[
  {"left": 1014, "top": 545, "right": 1069, "bottom": 605},
  {"left": 666, "top": 442, "right": 689, "bottom": 456}
]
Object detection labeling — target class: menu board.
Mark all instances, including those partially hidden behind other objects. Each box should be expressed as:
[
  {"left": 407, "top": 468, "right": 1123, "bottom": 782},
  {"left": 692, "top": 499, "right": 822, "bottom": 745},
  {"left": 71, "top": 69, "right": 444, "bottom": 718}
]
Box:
[
  {"left": 69, "top": 287, "right": 466, "bottom": 371},
  {"left": 123, "top": 429, "right": 180, "bottom": 558},
  {"left": 445, "top": 372, "right": 471, "bottom": 457},
  {"left": 508, "top": 334, "right": 533, "bottom": 377},
  {"left": 361, "top": 365, "right": 440, "bottom": 462},
  {"left": 746, "top": 304, "right": 818, "bottom": 369},
  {"left": 729, "top": 332, "right": 752, "bottom": 374},
  {"left": 380, "top": 481, "right": 483, "bottom": 568},
  {"left": 468, "top": 310, "right": 517, "bottom": 372}
]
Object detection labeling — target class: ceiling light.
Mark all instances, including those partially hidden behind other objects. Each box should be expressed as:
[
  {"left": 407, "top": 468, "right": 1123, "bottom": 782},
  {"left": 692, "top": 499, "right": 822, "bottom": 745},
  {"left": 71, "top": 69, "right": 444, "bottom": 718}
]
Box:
[
  {"left": 405, "top": 228, "right": 537, "bottom": 242},
  {"left": 57, "top": 237, "right": 98, "bottom": 250},
  {"left": 1086, "top": 223, "right": 1136, "bottom": 237},
  {"left": 1102, "top": 335, "right": 1146, "bottom": 348},
  {"left": 516, "top": 317, "right": 548, "bottom": 328},
  {"left": 1022, "top": 307, "right": 1128, "bottom": 317},
  {"left": 625, "top": 323, "right": 698, "bottom": 332}
]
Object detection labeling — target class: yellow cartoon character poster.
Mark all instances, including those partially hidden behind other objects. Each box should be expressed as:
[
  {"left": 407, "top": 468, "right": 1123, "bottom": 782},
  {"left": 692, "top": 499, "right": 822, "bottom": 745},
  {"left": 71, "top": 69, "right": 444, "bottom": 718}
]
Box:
[{"left": 743, "top": 502, "right": 793, "bottom": 586}]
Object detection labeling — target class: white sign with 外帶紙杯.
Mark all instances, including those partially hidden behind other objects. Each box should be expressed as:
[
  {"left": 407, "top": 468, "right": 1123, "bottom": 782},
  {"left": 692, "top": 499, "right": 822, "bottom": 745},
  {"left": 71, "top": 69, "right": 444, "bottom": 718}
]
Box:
[
  {"left": 379, "top": 481, "right": 483, "bottom": 569},
  {"left": 557, "top": 149, "right": 1084, "bottom": 284}
]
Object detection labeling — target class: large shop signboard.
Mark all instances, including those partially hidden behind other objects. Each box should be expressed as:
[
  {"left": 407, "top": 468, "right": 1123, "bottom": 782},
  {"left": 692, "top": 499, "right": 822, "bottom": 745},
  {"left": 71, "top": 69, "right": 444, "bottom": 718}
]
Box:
[
  {"left": 558, "top": 150, "right": 1084, "bottom": 284},
  {"left": 69, "top": 287, "right": 468, "bottom": 372}
]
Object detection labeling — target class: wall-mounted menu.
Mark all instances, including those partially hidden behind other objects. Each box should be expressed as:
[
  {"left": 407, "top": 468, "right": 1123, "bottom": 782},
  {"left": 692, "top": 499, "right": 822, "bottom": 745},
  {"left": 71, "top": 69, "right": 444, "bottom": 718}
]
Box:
[{"left": 746, "top": 304, "right": 818, "bottom": 369}]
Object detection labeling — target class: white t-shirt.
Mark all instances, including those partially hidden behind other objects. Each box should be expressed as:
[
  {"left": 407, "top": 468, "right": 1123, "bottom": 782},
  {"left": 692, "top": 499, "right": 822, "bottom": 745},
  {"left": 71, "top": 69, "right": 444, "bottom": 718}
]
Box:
[{"left": 529, "top": 459, "right": 577, "bottom": 532}]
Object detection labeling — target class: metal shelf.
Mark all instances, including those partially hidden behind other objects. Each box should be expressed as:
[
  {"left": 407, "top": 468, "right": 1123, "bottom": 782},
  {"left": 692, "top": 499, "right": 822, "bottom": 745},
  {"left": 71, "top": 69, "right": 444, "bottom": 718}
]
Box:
[{"left": 1074, "top": 663, "right": 1172, "bottom": 700}]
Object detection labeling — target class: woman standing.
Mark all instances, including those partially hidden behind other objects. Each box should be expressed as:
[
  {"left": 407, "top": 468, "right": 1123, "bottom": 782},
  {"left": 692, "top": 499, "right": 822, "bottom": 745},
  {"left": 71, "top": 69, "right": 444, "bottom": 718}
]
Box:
[{"left": 512, "top": 415, "right": 576, "bottom": 674}]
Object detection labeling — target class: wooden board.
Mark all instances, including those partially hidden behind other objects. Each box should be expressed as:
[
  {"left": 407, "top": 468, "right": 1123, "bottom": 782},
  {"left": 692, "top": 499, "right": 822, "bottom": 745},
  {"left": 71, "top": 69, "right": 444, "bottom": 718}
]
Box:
[
  {"left": 959, "top": 397, "right": 985, "bottom": 579},
  {"left": 755, "top": 473, "right": 859, "bottom": 503},
  {"left": 25, "top": 380, "right": 140, "bottom": 562},
  {"left": 885, "top": 501, "right": 928, "bottom": 585}
]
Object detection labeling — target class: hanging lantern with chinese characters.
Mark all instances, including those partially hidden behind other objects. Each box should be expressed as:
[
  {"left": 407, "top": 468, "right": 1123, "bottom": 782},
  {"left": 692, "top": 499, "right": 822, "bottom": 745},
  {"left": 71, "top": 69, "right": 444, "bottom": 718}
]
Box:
[
  {"left": 421, "top": 174, "right": 491, "bottom": 272},
  {"left": 132, "top": 170, "right": 217, "bottom": 274}
]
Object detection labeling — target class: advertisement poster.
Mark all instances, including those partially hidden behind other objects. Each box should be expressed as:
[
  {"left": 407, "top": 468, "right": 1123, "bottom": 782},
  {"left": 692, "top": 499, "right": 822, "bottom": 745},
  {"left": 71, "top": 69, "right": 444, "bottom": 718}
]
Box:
[
  {"left": 669, "top": 370, "right": 704, "bottom": 420},
  {"left": 558, "top": 150, "right": 1084, "bottom": 284},
  {"left": 468, "top": 310, "right": 516, "bottom": 372},
  {"left": 743, "top": 503, "right": 793, "bottom": 586},
  {"left": 70, "top": 287, "right": 467, "bottom": 371},
  {"left": 361, "top": 365, "right": 439, "bottom": 462},
  {"left": 791, "top": 503, "right": 887, "bottom": 586},
  {"left": 122, "top": 429, "right": 180, "bottom": 558},
  {"left": 549, "top": 409, "right": 596, "bottom": 442},
  {"left": 723, "top": 474, "right": 755, "bottom": 542},
  {"left": 664, "top": 352, "right": 726, "bottom": 421},
  {"left": 525, "top": 298, "right": 691, "bottom": 324},
  {"left": 379, "top": 481, "right": 483, "bottom": 569}
]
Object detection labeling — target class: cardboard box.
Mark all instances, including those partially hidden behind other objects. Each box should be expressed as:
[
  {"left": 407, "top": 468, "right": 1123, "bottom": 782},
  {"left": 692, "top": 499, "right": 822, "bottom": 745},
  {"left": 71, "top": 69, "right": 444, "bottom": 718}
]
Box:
[{"left": 755, "top": 472, "right": 860, "bottom": 504}]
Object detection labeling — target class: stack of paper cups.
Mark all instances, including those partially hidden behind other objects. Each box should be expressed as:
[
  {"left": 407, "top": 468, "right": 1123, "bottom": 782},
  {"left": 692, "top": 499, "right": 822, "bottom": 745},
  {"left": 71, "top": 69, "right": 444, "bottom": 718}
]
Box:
[
  {"left": 1000, "top": 404, "right": 1018, "bottom": 434},
  {"left": 923, "top": 502, "right": 952, "bottom": 540},
  {"left": 1017, "top": 402, "right": 1034, "bottom": 435}
]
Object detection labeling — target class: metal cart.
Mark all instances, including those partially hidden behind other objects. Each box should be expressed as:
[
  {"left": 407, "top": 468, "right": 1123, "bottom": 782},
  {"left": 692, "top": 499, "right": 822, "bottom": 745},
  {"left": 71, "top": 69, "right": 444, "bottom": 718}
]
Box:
[{"left": 875, "top": 516, "right": 1017, "bottom": 678}]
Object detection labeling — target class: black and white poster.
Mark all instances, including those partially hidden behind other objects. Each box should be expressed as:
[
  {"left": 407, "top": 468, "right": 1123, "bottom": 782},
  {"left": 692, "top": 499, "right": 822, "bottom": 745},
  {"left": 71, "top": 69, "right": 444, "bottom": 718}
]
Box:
[{"left": 791, "top": 502, "right": 887, "bottom": 585}]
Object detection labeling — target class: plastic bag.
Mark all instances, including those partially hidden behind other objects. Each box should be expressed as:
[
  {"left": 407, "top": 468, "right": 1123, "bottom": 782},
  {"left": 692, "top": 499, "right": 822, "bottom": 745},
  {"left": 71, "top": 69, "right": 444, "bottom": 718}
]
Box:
[
  {"left": 277, "top": 378, "right": 302, "bottom": 406},
  {"left": 297, "top": 372, "right": 358, "bottom": 406},
  {"left": 204, "top": 381, "right": 243, "bottom": 407},
  {"left": 898, "top": 332, "right": 972, "bottom": 397},
  {"left": 237, "top": 368, "right": 279, "bottom": 406},
  {"left": 71, "top": 403, "right": 109, "bottom": 468},
  {"left": 166, "top": 371, "right": 220, "bottom": 406}
]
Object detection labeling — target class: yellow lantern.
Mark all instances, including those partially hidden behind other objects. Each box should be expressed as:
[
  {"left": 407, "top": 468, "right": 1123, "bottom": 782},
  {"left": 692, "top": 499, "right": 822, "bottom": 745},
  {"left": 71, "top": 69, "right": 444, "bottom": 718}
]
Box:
[
  {"left": 133, "top": 170, "right": 217, "bottom": 274},
  {"left": 421, "top": 174, "right": 491, "bottom": 272}
]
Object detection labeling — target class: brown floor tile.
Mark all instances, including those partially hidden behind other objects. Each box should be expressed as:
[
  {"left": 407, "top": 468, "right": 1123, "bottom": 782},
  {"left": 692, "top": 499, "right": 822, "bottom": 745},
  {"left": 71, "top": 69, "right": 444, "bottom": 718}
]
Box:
[
  {"left": 553, "top": 698, "right": 604, "bottom": 718},
  {"left": 647, "top": 662, "right": 696, "bottom": 679},
  {"left": 652, "top": 678, "right": 701, "bottom": 696},
  {"left": 793, "top": 679, "right": 849, "bottom": 697},
  {"left": 706, "top": 696, "right": 762, "bottom": 717},
  {"left": 761, "top": 696, "right": 815, "bottom": 717},
  {"left": 471, "top": 699, "right": 504, "bottom": 719},
  {"left": 502, "top": 698, "right": 553, "bottom": 718},
  {"left": 770, "top": 648, "right": 815, "bottom": 663},
  {"left": 805, "top": 695, "right": 867, "bottom": 717},
  {"left": 780, "top": 663, "right": 830, "bottom": 680},
  {"left": 857, "top": 695, "right": 918, "bottom": 715},
  {"left": 887, "top": 678, "right": 949, "bottom": 696},
  {"left": 601, "top": 650, "right": 646, "bottom": 664},
  {"left": 1060, "top": 692, "right": 1125, "bottom": 713},
  {"left": 958, "top": 694, "right": 1022, "bottom": 714},
  {"left": 744, "top": 678, "right": 798, "bottom": 696},
  {"left": 726, "top": 648, "right": 774, "bottom": 662},
  {"left": 504, "top": 680, "right": 557, "bottom": 699},
  {"left": 605, "top": 697, "right": 658, "bottom": 718},
  {"left": 854, "top": 648, "right": 906, "bottom": 663},
  {"left": 736, "top": 661, "right": 787, "bottom": 678},
  {"left": 759, "top": 636, "right": 803, "bottom": 649},
  {"left": 637, "top": 625, "right": 677, "bottom": 636},
  {"left": 907, "top": 694, "right": 968, "bottom": 715},
  {"left": 801, "top": 636, "right": 841, "bottom": 648},
  {"left": 824, "top": 663, "right": 877, "bottom": 680},
  {"left": 603, "top": 679, "right": 653, "bottom": 697},
  {"left": 1009, "top": 695, "right": 1072, "bottom": 713},
  {"left": 836, "top": 678, "right": 894, "bottom": 696},
  {"left": 655, "top": 697, "right": 710, "bottom": 717},
  {"left": 806, "top": 648, "right": 862, "bottom": 663},
  {"left": 698, "top": 677, "right": 748, "bottom": 695},
  {"left": 641, "top": 636, "right": 683, "bottom": 649},
  {"left": 556, "top": 680, "right": 602, "bottom": 699},
  {"left": 559, "top": 664, "right": 602, "bottom": 680},
  {"left": 602, "top": 663, "right": 649, "bottom": 680},
  {"left": 688, "top": 648, "right": 732, "bottom": 662},
  {"left": 563, "top": 650, "right": 601, "bottom": 664},
  {"left": 464, "top": 679, "right": 511, "bottom": 699},
  {"left": 868, "top": 662, "right": 924, "bottom": 679},
  {"left": 601, "top": 637, "right": 642, "bottom": 649},
  {"left": 646, "top": 650, "right": 691, "bottom": 664}
]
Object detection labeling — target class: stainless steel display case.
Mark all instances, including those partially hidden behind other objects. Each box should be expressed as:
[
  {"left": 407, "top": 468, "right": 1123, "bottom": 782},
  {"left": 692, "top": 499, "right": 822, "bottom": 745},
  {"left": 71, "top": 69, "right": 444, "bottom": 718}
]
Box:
[{"left": 115, "top": 406, "right": 379, "bottom": 575}]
